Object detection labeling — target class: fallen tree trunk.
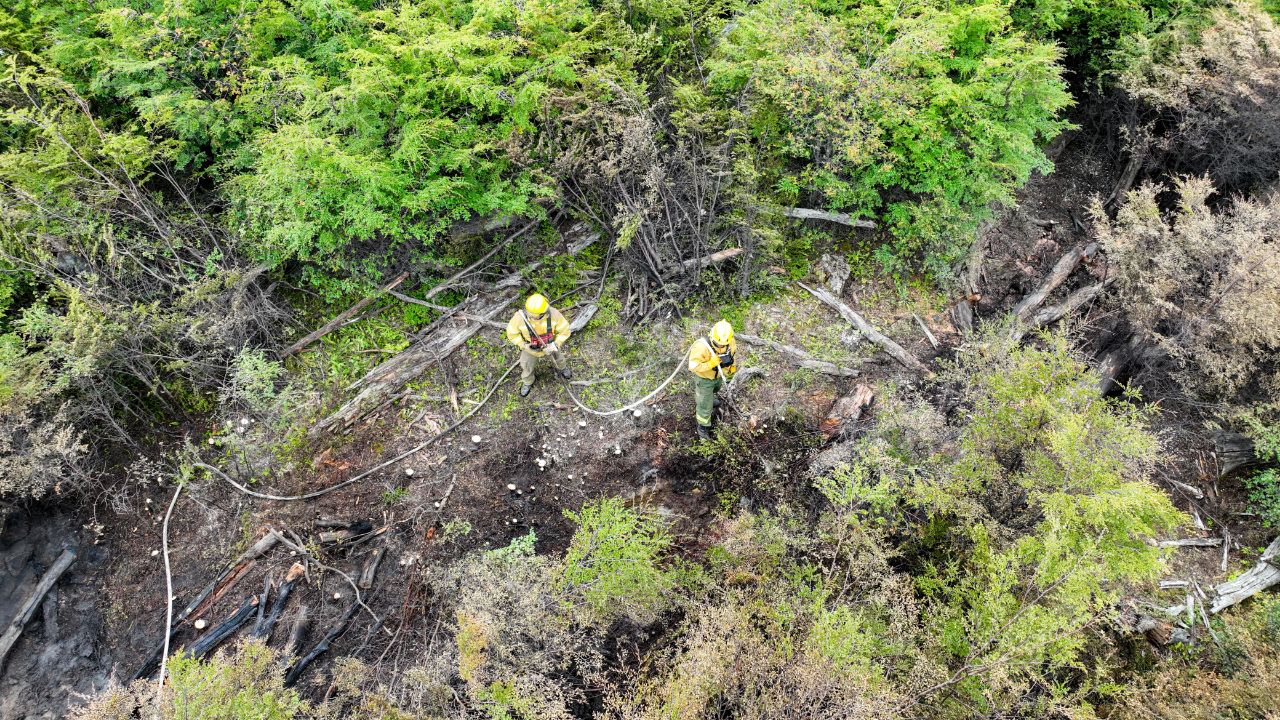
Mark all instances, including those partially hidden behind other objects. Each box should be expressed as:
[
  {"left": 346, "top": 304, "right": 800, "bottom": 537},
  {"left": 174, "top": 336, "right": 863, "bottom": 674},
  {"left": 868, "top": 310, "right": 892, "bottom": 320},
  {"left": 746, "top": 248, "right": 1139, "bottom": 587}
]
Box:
[
  {"left": 736, "top": 333, "right": 861, "bottom": 377},
  {"left": 284, "top": 601, "right": 359, "bottom": 686},
  {"left": 1010, "top": 243, "right": 1098, "bottom": 323},
  {"left": 796, "top": 282, "right": 933, "bottom": 376},
  {"left": 783, "top": 207, "right": 877, "bottom": 229},
  {"left": 311, "top": 294, "right": 514, "bottom": 435},
  {"left": 1096, "top": 336, "right": 1142, "bottom": 395},
  {"left": 0, "top": 548, "right": 76, "bottom": 672},
  {"left": 284, "top": 272, "right": 409, "bottom": 357}
]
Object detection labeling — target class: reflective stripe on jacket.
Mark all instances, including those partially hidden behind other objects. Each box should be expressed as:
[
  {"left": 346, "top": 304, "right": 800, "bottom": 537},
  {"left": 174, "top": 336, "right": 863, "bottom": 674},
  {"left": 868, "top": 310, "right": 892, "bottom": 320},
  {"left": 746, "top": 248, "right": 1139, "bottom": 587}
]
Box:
[
  {"left": 506, "top": 307, "right": 570, "bottom": 357},
  {"left": 688, "top": 336, "right": 736, "bottom": 380}
]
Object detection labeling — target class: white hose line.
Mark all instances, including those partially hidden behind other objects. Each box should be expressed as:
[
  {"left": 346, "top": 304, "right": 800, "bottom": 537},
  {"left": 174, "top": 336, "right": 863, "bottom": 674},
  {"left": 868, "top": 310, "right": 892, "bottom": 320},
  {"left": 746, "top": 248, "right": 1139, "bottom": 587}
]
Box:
[
  {"left": 197, "top": 361, "right": 518, "bottom": 502},
  {"left": 158, "top": 480, "right": 183, "bottom": 702},
  {"left": 560, "top": 356, "right": 686, "bottom": 417}
]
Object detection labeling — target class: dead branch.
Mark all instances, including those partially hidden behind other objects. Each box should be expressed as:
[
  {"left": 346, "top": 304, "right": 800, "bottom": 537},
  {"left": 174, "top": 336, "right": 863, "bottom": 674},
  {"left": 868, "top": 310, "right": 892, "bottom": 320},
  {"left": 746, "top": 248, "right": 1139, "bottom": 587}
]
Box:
[
  {"left": 0, "top": 548, "right": 77, "bottom": 672},
  {"left": 912, "top": 314, "right": 940, "bottom": 349},
  {"left": 426, "top": 221, "right": 538, "bottom": 300},
  {"left": 782, "top": 207, "right": 877, "bottom": 229},
  {"left": 796, "top": 282, "right": 933, "bottom": 376},
  {"left": 1011, "top": 279, "right": 1112, "bottom": 341},
  {"left": 1010, "top": 243, "right": 1098, "bottom": 323},
  {"left": 735, "top": 333, "right": 861, "bottom": 377},
  {"left": 388, "top": 292, "right": 506, "bottom": 330},
  {"left": 283, "top": 272, "right": 409, "bottom": 357}
]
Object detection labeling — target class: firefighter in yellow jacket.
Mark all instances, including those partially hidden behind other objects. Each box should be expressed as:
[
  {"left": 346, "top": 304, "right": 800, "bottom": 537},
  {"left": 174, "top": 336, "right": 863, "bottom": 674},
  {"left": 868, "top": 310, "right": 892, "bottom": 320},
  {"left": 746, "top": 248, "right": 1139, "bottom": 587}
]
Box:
[
  {"left": 688, "top": 320, "right": 737, "bottom": 440},
  {"left": 507, "top": 293, "right": 572, "bottom": 397}
]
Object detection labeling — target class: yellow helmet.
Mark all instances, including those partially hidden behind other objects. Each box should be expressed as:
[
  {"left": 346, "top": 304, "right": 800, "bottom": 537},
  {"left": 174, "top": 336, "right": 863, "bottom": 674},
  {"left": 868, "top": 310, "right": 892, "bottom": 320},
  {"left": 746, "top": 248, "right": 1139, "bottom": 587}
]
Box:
[
  {"left": 525, "top": 293, "right": 549, "bottom": 315},
  {"left": 711, "top": 320, "right": 733, "bottom": 346}
]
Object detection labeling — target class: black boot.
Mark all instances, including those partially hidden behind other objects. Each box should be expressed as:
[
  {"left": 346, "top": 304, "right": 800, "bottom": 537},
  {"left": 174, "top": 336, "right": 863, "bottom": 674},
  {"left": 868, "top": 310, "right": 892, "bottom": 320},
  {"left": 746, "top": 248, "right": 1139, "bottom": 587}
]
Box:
[
  {"left": 560, "top": 366, "right": 572, "bottom": 380},
  {"left": 697, "top": 424, "right": 712, "bottom": 440},
  {"left": 519, "top": 384, "right": 532, "bottom": 397}
]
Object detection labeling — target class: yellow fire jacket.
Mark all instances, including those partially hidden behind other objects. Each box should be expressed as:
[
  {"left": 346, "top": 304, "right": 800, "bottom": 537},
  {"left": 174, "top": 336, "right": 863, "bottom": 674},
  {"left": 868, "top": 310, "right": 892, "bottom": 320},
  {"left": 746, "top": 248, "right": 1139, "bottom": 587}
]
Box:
[
  {"left": 688, "top": 336, "right": 737, "bottom": 380},
  {"left": 506, "top": 307, "right": 571, "bottom": 358}
]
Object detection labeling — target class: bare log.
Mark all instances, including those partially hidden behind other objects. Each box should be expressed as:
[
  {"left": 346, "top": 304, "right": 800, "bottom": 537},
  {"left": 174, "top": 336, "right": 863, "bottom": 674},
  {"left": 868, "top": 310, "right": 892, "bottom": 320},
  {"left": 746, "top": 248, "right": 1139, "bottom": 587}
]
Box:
[
  {"left": 284, "top": 601, "right": 359, "bottom": 686},
  {"left": 1010, "top": 243, "right": 1097, "bottom": 323},
  {"left": 1209, "top": 536, "right": 1280, "bottom": 614},
  {"left": 1221, "top": 529, "right": 1232, "bottom": 574},
  {"left": 252, "top": 563, "right": 306, "bottom": 641},
  {"left": 284, "top": 272, "right": 409, "bottom": 357},
  {"left": 736, "top": 333, "right": 861, "bottom": 377},
  {"left": 783, "top": 207, "right": 877, "bottom": 229},
  {"left": 797, "top": 282, "right": 933, "bottom": 376},
  {"left": 0, "top": 548, "right": 76, "bottom": 672}
]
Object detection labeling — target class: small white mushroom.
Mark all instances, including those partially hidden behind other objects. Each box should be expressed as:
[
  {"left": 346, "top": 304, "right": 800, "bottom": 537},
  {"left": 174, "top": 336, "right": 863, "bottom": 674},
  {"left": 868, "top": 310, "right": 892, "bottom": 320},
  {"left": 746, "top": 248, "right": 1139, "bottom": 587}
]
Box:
[
  {"left": 433, "top": 501, "right": 441, "bottom": 508},
  {"left": 333, "top": 592, "right": 342, "bottom": 600},
  {"left": 151, "top": 549, "right": 160, "bottom": 557},
  {"left": 404, "top": 467, "right": 415, "bottom": 477},
  {"left": 471, "top": 435, "right": 482, "bottom": 444},
  {"left": 240, "top": 417, "right": 250, "bottom": 426},
  {"left": 507, "top": 483, "right": 517, "bottom": 491},
  {"left": 194, "top": 619, "right": 208, "bottom": 630},
  {"left": 578, "top": 420, "right": 587, "bottom": 428}
]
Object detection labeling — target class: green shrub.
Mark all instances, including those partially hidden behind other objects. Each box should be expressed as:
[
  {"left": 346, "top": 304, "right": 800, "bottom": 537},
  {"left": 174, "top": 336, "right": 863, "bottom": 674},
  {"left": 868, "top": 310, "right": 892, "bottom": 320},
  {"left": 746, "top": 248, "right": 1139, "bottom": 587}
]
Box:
[
  {"left": 559, "top": 498, "right": 674, "bottom": 623},
  {"left": 702, "top": 0, "right": 1071, "bottom": 277}
]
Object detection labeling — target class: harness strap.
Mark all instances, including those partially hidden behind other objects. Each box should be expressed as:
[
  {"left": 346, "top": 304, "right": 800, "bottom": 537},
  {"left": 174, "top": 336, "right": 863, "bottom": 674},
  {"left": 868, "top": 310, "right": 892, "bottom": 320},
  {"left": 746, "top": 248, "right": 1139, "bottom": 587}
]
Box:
[{"left": 521, "top": 310, "right": 556, "bottom": 349}]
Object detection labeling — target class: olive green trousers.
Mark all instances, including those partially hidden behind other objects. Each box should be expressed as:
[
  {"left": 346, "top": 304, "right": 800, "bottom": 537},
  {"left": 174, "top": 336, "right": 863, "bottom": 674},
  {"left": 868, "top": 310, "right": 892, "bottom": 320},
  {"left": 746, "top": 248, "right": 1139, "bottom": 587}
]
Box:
[{"left": 694, "top": 375, "right": 724, "bottom": 427}]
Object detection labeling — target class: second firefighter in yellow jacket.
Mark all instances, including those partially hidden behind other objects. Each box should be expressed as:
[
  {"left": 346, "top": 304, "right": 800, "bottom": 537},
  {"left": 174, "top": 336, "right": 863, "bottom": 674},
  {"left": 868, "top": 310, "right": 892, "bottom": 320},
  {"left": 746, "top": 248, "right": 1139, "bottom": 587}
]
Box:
[
  {"left": 688, "top": 320, "right": 737, "bottom": 440},
  {"left": 507, "top": 293, "right": 572, "bottom": 396}
]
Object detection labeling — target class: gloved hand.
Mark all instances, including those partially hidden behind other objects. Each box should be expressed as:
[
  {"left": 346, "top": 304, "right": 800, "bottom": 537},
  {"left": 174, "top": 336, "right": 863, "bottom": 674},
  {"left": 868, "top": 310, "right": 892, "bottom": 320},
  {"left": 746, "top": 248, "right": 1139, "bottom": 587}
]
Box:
[
  {"left": 545, "top": 341, "right": 558, "bottom": 354},
  {"left": 524, "top": 342, "right": 539, "bottom": 353}
]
